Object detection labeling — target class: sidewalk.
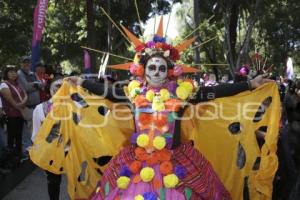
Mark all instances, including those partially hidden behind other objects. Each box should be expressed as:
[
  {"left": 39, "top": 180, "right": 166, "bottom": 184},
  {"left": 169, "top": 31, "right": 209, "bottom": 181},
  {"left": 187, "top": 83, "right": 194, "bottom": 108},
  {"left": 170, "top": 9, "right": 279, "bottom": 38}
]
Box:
[{"left": 3, "top": 168, "right": 69, "bottom": 200}]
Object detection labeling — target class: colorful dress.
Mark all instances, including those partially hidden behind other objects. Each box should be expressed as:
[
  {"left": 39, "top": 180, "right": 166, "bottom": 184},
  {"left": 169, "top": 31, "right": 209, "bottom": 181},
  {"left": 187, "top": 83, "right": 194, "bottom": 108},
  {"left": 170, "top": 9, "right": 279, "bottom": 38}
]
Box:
[{"left": 81, "top": 79, "right": 250, "bottom": 200}]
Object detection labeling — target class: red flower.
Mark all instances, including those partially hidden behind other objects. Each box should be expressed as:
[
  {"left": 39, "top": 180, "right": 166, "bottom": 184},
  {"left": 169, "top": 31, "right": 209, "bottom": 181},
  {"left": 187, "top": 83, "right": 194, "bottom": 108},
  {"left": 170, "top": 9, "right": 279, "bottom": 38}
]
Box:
[
  {"left": 162, "top": 43, "right": 171, "bottom": 51},
  {"left": 170, "top": 48, "right": 180, "bottom": 61},
  {"left": 135, "top": 44, "right": 146, "bottom": 52},
  {"left": 168, "top": 69, "right": 174, "bottom": 77}
]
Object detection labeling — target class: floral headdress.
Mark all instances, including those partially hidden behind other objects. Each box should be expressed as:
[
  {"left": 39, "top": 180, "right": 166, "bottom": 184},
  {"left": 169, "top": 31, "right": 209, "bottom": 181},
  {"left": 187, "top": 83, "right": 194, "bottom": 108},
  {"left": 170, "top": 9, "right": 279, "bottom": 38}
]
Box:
[{"left": 109, "top": 17, "right": 199, "bottom": 78}]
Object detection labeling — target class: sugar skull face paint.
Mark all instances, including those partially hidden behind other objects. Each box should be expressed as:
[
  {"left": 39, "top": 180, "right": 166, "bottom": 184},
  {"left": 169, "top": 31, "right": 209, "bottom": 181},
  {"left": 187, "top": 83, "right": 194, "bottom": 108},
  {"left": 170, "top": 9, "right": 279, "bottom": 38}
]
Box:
[{"left": 145, "top": 57, "right": 168, "bottom": 87}]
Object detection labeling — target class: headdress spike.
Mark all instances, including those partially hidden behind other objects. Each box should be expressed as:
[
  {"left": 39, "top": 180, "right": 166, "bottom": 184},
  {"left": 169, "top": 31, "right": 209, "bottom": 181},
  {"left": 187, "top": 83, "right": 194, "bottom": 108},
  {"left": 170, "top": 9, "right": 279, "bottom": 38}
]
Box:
[
  {"left": 175, "top": 37, "right": 196, "bottom": 53},
  {"left": 156, "top": 16, "right": 164, "bottom": 37},
  {"left": 120, "top": 24, "right": 144, "bottom": 47}
]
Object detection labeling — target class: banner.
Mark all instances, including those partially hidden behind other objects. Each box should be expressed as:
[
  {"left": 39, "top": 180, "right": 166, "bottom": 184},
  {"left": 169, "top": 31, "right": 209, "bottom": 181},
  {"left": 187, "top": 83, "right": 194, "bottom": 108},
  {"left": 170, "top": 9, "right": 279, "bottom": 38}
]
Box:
[{"left": 31, "top": 0, "right": 49, "bottom": 71}]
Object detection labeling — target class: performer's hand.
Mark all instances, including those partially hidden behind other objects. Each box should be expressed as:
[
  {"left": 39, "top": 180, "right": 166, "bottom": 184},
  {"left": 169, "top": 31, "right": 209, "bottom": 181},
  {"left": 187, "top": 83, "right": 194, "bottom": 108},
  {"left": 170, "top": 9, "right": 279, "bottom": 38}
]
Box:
[
  {"left": 250, "top": 74, "right": 274, "bottom": 89},
  {"left": 65, "top": 76, "right": 84, "bottom": 86}
]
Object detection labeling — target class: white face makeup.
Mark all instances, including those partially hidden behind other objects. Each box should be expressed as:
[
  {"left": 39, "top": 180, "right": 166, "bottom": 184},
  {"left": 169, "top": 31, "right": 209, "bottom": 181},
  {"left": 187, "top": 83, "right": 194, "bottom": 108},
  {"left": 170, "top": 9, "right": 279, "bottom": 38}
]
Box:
[
  {"left": 50, "top": 79, "right": 63, "bottom": 96},
  {"left": 145, "top": 57, "right": 168, "bottom": 87}
]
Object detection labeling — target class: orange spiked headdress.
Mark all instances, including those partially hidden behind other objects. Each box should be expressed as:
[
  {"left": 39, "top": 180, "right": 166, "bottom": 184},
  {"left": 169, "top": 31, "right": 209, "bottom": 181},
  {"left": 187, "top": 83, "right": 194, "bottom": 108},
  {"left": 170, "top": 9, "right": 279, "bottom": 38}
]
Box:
[{"left": 109, "top": 17, "right": 199, "bottom": 75}]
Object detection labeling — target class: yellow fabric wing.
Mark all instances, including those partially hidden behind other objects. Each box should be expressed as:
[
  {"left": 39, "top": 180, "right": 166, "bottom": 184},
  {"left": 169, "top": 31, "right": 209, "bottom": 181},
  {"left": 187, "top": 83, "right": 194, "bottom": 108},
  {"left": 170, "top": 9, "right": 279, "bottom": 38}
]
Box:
[{"left": 181, "top": 83, "right": 280, "bottom": 200}]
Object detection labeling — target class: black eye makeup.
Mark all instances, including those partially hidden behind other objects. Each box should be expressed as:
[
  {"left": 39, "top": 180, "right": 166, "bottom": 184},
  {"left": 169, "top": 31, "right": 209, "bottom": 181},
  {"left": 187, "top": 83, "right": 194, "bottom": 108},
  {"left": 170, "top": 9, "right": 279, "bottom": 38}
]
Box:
[
  {"left": 159, "top": 65, "right": 166, "bottom": 72},
  {"left": 148, "top": 65, "right": 156, "bottom": 71}
]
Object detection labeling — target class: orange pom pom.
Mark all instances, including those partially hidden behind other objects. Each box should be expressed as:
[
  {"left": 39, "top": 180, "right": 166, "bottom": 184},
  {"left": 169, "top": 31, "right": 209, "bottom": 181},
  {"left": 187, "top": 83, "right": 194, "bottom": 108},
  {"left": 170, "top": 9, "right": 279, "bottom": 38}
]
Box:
[
  {"left": 135, "top": 147, "right": 149, "bottom": 161},
  {"left": 135, "top": 95, "right": 149, "bottom": 108},
  {"left": 153, "top": 178, "right": 162, "bottom": 189},
  {"left": 160, "top": 161, "right": 173, "bottom": 175},
  {"left": 146, "top": 153, "right": 159, "bottom": 166},
  {"left": 165, "top": 99, "right": 182, "bottom": 112},
  {"left": 130, "top": 161, "right": 142, "bottom": 174},
  {"left": 157, "top": 149, "right": 171, "bottom": 162},
  {"left": 153, "top": 113, "right": 168, "bottom": 127}
]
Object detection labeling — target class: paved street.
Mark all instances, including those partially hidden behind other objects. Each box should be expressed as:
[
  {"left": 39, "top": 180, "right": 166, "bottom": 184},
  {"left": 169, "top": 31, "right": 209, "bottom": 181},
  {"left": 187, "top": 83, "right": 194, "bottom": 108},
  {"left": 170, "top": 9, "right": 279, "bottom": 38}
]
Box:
[{"left": 3, "top": 168, "right": 69, "bottom": 200}]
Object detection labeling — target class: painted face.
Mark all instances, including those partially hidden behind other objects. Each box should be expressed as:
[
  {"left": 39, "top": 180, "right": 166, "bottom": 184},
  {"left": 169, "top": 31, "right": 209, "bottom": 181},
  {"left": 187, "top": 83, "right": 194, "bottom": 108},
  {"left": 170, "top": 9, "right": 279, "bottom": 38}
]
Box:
[
  {"left": 50, "top": 79, "right": 63, "bottom": 96},
  {"left": 145, "top": 57, "right": 168, "bottom": 87}
]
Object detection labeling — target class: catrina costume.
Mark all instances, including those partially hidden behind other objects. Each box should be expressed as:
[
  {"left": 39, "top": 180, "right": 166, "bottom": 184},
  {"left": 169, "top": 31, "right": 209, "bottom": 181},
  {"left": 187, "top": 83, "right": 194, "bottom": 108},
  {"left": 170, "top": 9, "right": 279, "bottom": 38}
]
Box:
[{"left": 29, "top": 17, "right": 281, "bottom": 200}]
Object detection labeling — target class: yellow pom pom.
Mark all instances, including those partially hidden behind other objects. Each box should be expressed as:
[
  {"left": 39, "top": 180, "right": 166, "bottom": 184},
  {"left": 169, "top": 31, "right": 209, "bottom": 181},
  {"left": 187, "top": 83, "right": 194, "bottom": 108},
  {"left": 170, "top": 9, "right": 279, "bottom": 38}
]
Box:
[
  {"left": 128, "top": 80, "right": 140, "bottom": 92},
  {"left": 134, "top": 195, "right": 144, "bottom": 200},
  {"left": 160, "top": 89, "right": 170, "bottom": 101},
  {"left": 176, "top": 86, "right": 189, "bottom": 100},
  {"left": 136, "top": 134, "right": 149, "bottom": 147},
  {"left": 140, "top": 167, "right": 155, "bottom": 182},
  {"left": 181, "top": 82, "right": 193, "bottom": 93},
  {"left": 117, "top": 176, "right": 131, "bottom": 189},
  {"left": 153, "top": 136, "right": 166, "bottom": 150},
  {"left": 146, "top": 90, "right": 155, "bottom": 102},
  {"left": 163, "top": 174, "right": 179, "bottom": 188}
]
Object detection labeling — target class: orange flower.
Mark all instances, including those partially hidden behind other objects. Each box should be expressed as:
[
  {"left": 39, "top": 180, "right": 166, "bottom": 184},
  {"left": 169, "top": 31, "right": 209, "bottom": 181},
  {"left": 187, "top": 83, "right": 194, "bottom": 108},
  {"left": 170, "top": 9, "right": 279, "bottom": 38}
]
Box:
[
  {"left": 153, "top": 113, "right": 168, "bottom": 127},
  {"left": 146, "top": 153, "right": 159, "bottom": 166},
  {"left": 165, "top": 99, "right": 182, "bottom": 112},
  {"left": 135, "top": 147, "right": 149, "bottom": 161},
  {"left": 129, "top": 160, "right": 142, "bottom": 174},
  {"left": 155, "top": 42, "right": 163, "bottom": 49},
  {"left": 160, "top": 161, "right": 173, "bottom": 175},
  {"left": 135, "top": 95, "right": 149, "bottom": 108},
  {"left": 139, "top": 113, "right": 152, "bottom": 125},
  {"left": 157, "top": 149, "right": 171, "bottom": 162}
]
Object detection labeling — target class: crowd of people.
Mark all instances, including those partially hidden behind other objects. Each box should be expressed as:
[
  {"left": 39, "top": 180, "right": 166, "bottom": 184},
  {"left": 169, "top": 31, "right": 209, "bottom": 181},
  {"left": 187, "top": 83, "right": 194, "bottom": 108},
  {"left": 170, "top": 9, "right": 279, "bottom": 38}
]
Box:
[{"left": 0, "top": 56, "right": 63, "bottom": 172}]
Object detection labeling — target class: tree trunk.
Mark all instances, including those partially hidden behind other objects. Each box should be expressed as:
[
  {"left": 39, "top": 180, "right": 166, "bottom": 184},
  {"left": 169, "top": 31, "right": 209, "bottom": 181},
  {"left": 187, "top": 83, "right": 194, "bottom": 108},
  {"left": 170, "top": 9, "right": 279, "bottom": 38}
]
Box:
[
  {"left": 235, "top": 0, "right": 263, "bottom": 70},
  {"left": 86, "top": 0, "right": 96, "bottom": 73},
  {"left": 193, "top": 0, "right": 200, "bottom": 64}
]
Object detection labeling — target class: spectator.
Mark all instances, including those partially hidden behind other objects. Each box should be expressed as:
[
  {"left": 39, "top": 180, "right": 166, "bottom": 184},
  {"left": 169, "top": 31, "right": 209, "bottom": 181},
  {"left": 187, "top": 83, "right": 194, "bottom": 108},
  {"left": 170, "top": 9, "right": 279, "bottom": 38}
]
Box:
[
  {"left": 0, "top": 66, "right": 28, "bottom": 161},
  {"left": 35, "top": 62, "right": 49, "bottom": 102},
  {"left": 17, "top": 56, "right": 42, "bottom": 151}
]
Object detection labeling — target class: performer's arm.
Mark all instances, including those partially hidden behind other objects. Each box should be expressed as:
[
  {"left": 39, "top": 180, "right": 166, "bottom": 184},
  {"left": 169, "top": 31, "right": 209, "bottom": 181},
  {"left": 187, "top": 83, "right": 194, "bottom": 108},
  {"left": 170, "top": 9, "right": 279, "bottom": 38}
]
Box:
[
  {"left": 81, "top": 80, "right": 127, "bottom": 102},
  {"left": 190, "top": 82, "right": 250, "bottom": 103},
  {"left": 190, "top": 74, "right": 273, "bottom": 103}
]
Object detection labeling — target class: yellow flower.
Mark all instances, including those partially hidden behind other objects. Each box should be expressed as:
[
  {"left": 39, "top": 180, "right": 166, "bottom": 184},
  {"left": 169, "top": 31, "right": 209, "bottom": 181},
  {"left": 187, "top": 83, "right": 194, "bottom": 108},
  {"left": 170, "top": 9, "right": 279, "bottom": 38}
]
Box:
[
  {"left": 117, "top": 176, "right": 131, "bottom": 189},
  {"left": 136, "top": 134, "right": 149, "bottom": 147},
  {"left": 134, "top": 195, "right": 144, "bottom": 200},
  {"left": 153, "top": 136, "right": 166, "bottom": 150},
  {"left": 180, "top": 81, "right": 193, "bottom": 93},
  {"left": 176, "top": 86, "right": 189, "bottom": 100},
  {"left": 160, "top": 89, "right": 170, "bottom": 101},
  {"left": 128, "top": 80, "right": 140, "bottom": 92},
  {"left": 163, "top": 174, "right": 179, "bottom": 188},
  {"left": 140, "top": 167, "right": 155, "bottom": 182},
  {"left": 146, "top": 90, "right": 155, "bottom": 102}
]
